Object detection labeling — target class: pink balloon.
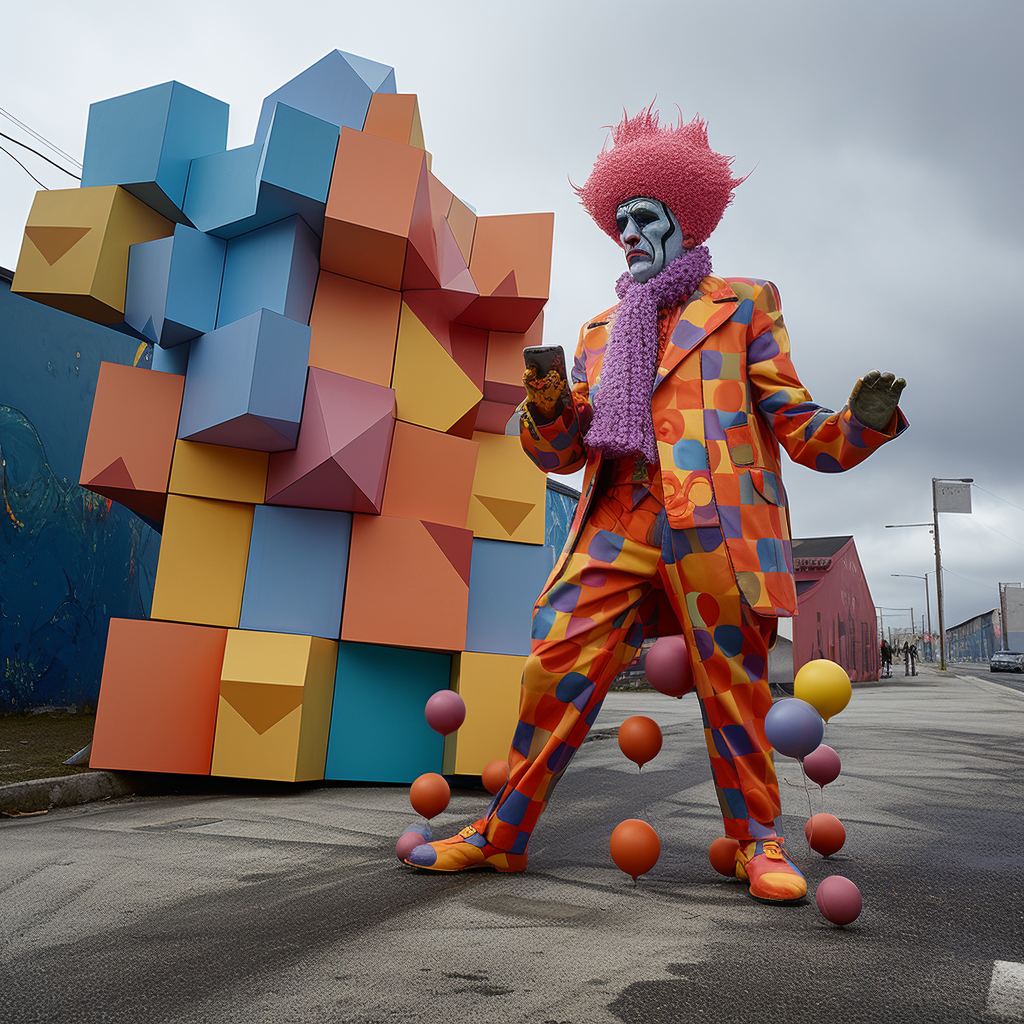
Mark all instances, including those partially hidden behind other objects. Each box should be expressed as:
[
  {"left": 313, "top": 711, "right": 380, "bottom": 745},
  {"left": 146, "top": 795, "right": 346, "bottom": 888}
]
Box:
[
  {"left": 424, "top": 690, "right": 466, "bottom": 735},
  {"left": 396, "top": 831, "right": 424, "bottom": 861},
  {"left": 815, "top": 875, "right": 862, "bottom": 926},
  {"left": 644, "top": 636, "right": 694, "bottom": 697},
  {"left": 804, "top": 744, "right": 842, "bottom": 787}
]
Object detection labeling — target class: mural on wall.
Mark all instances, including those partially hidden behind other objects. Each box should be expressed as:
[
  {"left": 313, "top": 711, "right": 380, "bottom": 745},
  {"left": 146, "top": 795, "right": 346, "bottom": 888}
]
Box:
[{"left": 0, "top": 283, "right": 159, "bottom": 710}]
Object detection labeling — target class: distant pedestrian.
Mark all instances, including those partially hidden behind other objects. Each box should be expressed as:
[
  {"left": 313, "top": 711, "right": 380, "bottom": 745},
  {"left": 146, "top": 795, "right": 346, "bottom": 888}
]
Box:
[
  {"left": 909, "top": 642, "right": 918, "bottom": 676},
  {"left": 880, "top": 640, "right": 892, "bottom": 678},
  {"left": 903, "top": 641, "right": 910, "bottom": 676}
]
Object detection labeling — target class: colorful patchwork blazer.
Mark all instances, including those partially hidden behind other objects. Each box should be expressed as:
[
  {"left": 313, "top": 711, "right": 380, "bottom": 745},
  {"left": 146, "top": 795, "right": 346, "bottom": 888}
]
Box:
[{"left": 520, "top": 275, "right": 908, "bottom": 616}]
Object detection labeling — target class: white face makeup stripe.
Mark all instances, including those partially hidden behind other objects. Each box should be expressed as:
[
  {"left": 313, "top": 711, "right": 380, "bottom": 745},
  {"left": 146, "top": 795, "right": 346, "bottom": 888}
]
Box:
[{"left": 615, "top": 197, "right": 686, "bottom": 283}]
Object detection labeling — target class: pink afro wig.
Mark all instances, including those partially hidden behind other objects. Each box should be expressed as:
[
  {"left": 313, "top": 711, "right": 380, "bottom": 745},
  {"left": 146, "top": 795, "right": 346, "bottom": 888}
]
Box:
[{"left": 575, "top": 105, "right": 746, "bottom": 247}]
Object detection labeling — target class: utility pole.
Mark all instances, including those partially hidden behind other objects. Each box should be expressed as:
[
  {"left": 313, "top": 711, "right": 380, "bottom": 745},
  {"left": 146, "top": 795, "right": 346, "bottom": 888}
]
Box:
[{"left": 932, "top": 477, "right": 973, "bottom": 671}]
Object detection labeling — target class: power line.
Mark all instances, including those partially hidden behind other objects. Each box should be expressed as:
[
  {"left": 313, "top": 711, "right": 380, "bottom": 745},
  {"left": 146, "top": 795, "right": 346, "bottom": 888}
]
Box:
[
  {"left": 0, "top": 107, "right": 82, "bottom": 169},
  {"left": 942, "top": 566, "right": 999, "bottom": 591},
  {"left": 972, "top": 483, "right": 1024, "bottom": 516},
  {"left": 0, "top": 144, "right": 48, "bottom": 189},
  {"left": 0, "top": 131, "right": 81, "bottom": 180}
]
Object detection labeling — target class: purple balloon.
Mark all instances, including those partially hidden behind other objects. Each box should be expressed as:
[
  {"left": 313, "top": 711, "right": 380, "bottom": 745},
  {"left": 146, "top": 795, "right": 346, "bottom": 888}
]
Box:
[
  {"left": 644, "top": 636, "right": 694, "bottom": 698},
  {"left": 804, "top": 744, "right": 841, "bottom": 787},
  {"left": 396, "top": 831, "right": 424, "bottom": 861},
  {"left": 424, "top": 690, "right": 466, "bottom": 735},
  {"left": 764, "top": 698, "right": 824, "bottom": 759},
  {"left": 815, "top": 875, "right": 863, "bottom": 926}
]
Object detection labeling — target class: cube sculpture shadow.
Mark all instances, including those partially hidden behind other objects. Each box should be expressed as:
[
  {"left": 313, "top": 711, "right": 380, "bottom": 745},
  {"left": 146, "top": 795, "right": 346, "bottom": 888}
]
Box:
[{"left": 12, "top": 49, "right": 560, "bottom": 785}]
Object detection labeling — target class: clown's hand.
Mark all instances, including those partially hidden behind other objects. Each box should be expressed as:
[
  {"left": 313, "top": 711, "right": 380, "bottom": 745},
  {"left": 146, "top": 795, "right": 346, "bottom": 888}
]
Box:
[
  {"left": 522, "top": 365, "right": 568, "bottom": 422},
  {"left": 848, "top": 370, "right": 906, "bottom": 432}
]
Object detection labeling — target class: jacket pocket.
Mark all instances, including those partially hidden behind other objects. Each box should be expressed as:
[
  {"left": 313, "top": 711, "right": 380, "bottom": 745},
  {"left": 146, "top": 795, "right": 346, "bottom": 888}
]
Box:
[
  {"left": 746, "top": 468, "right": 787, "bottom": 507},
  {"left": 725, "top": 422, "right": 755, "bottom": 466}
]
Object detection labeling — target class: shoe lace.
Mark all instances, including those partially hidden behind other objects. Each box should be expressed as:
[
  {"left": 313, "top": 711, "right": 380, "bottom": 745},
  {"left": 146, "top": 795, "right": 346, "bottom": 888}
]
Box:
[
  {"left": 458, "top": 825, "right": 478, "bottom": 839},
  {"left": 762, "top": 840, "right": 785, "bottom": 860}
]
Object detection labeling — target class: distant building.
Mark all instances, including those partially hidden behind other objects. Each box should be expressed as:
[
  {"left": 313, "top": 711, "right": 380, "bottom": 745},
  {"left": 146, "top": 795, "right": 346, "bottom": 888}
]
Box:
[
  {"left": 1000, "top": 583, "right": 1024, "bottom": 651},
  {"left": 947, "top": 609, "right": 1000, "bottom": 662},
  {"left": 790, "top": 536, "right": 878, "bottom": 682}
]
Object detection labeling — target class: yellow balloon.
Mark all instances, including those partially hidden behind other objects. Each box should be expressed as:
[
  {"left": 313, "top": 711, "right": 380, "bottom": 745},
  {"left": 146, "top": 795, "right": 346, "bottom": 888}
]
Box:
[{"left": 794, "top": 659, "right": 851, "bottom": 722}]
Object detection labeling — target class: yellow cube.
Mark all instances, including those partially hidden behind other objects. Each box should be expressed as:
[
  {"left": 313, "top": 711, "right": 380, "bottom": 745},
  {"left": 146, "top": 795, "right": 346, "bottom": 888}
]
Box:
[
  {"left": 151, "top": 494, "right": 254, "bottom": 628},
  {"left": 212, "top": 630, "right": 339, "bottom": 782},
  {"left": 443, "top": 652, "right": 525, "bottom": 776},
  {"left": 465, "top": 432, "right": 546, "bottom": 544},
  {"left": 169, "top": 440, "right": 269, "bottom": 504},
  {"left": 12, "top": 185, "right": 173, "bottom": 323}
]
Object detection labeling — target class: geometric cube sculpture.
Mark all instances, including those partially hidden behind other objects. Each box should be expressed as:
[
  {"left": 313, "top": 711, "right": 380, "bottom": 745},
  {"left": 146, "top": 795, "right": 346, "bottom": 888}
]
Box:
[
  {"left": 12, "top": 185, "right": 173, "bottom": 323},
  {"left": 465, "top": 431, "right": 547, "bottom": 544},
  {"left": 381, "top": 421, "right": 479, "bottom": 529},
  {"left": 14, "top": 49, "right": 557, "bottom": 788},
  {"left": 391, "top": 302, "right": 483, "bottom": 434},
  {"left": 124, "top": 225, "right": 226, "bottom": 347},
  {"left": 340, "top": 513, "right": 472, "bottom": 652},
  {"left": 442, "top": 652, "right": 525, "bottom": 777},
  {"left": 168, "top": 439, "right": 269, "bottom": 504},
  {"left": 211, "top": 629, "right": 339, "bottom": 782},
  {"left": 465, "top": 538, "right": 555, "bottom": 656},
  {"left": 216, "top": 215, "right": 321, "bottom": 328},
  {"left": 150, "top": 494, "right": 255, "bottom": 628},
  {"left": 321, "top": 129, "right": 434, "bottom": 291},
  {"left": 254, "top": 49, "right": 396, "bottom": 145},
  {"left": 456, "top": 213, "right": 555, "bottom": 332},
  {"left": 239, "top": 505, "right": 352, "bottom": 638},
  {"left": 79, "top": 361, "right": 185, "bottom": 524},
  {"left": 307, "top": 271, "right": 401, "bottom": 387},
  {"left": 324, "top": 641, "right": 449, "bottom": 783},
  {"left": 89, "top": 617, "right": 228, "bottom": 774},
  {"left": 80, "top": 81, "right": 230, "bottom": 223},
  {"left": 177, "top": 308, "right": 311, "bottom": 451},
  {"left": 265, "top": 367, "right": 395, "bottom": 512}
]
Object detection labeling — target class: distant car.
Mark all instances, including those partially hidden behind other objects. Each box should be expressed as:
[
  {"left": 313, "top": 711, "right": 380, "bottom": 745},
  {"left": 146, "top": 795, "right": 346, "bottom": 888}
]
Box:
[{"left": 990, "top": 651, "right": 1024, "bottom": 673}]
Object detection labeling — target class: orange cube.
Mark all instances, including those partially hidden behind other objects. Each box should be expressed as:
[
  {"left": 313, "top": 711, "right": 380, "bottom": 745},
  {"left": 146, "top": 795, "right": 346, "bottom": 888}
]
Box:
[
  {"left": 90, "top": 618, "right": 228, "bottom": 774},
  {"left": 80, "top": 361, "right": 184, "bottom": 523}
]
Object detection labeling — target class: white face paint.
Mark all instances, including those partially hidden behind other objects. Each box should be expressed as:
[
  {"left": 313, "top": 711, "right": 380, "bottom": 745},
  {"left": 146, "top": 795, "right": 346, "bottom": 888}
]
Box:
[{"left": 616, "top": 197, "right": 688, "bottom": 283}]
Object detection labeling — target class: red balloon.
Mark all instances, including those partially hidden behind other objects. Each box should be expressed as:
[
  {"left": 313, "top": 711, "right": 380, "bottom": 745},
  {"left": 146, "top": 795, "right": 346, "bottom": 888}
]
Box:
[
  {"left": 805, "top": 812, "right": 846, "bottom": 857},
  {"left": 424, "top": 690, "right": 466, "bottom": 736},
  {"left": 609, "top": 819, "right": 661, "bottom": 881},
  {"left": 815, "top": 875, "right": 862, "bottom": 925},
  {"left": 409, "top": 772, "right": 450, "bottom": 819},
  {"left": 617, "top": 716, "right": 663, "bottom": 770},
  {"left": 708, "top": 837, "right": 741, "bottom": 877},
  {"left": 481, "top": 759, "right": 509, "bottom": 795},
  {"left": 396, "top": 831, "right": 424, "bottom": 861},
  {"left": 804, "top": 744, "right": 842, "bottom": 787},
  {"left": 644, "top": 636, "right": 694, "bottom": 697}
]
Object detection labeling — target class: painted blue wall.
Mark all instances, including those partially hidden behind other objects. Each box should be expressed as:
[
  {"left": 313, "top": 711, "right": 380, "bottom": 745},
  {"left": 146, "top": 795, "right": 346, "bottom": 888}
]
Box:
[{"left": 0, "top": 272, "right": 160, "bottom": 711}]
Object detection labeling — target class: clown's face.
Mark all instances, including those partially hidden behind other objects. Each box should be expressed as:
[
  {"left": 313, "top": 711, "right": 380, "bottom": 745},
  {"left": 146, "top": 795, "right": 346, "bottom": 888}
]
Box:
[{"left": 616, "top": 197, "right": 688, "bottom": 283}]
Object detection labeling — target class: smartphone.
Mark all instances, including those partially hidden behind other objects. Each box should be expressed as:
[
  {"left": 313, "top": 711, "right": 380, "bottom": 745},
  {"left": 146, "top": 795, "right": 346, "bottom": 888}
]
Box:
[{"left": 523, "top": 345, "right": 567, "bottom": 380}]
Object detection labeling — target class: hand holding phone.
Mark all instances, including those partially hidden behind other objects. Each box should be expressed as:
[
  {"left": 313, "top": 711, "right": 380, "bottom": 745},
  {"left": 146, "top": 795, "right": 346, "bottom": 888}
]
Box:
[{"left": 523, "top": 346, "right": 568, "bottom": 419}]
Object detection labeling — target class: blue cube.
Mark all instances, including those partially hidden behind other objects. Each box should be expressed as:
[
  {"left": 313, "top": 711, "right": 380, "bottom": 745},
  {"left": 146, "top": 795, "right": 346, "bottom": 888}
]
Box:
[{"left": 240, "top": 505, "right": 352, "bottom": 639}]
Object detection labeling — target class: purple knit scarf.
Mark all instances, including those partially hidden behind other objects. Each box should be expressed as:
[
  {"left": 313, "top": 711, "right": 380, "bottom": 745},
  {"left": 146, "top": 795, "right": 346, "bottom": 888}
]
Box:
[{"left": 585, "top": 246, "right": 713, "bottom": 464}]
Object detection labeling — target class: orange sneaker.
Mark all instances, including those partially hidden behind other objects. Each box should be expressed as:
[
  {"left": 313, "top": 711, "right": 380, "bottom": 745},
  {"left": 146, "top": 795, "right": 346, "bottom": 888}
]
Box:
[
  {"left": 403, "top": 825, "right": 528, "bottom": 873},
  {"left": 735, "top": 838, "right": 807, "bottom": 902}
]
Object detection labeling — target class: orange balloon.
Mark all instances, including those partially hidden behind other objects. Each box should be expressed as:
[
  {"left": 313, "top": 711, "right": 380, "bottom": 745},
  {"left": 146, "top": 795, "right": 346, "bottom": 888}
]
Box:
[
  {"left": 609, "top": 819, "right": 661, "bottom": 881},
  {"left": 481, "top": 759, "right": 509, "bottom": 795},
  {"left": 617, "top": 716, "right": 663, "bottom": 770},
  {"left": 409, "top": 772, "right": 450, "bottom": 819},
  {"left": 708, "top": 836, "right": 741, "bottom": 877},
  {"left": 805, "top": 812, "right": 846, "bottom": 857}
]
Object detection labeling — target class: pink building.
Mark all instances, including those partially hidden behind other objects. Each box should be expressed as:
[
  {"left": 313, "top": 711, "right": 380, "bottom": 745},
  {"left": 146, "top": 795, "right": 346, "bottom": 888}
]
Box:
[{"left": 791, "top": 536, "right": 879, "bottom": 682}]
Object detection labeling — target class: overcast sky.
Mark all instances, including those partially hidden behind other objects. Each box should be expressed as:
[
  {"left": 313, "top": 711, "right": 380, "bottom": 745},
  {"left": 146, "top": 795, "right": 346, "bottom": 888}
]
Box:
[{"left": 2, "top": 0, "right": 1022, "bottom": 636}]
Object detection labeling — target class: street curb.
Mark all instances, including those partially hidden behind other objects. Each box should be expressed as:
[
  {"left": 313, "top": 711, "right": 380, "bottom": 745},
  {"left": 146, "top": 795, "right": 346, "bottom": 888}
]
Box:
[{"left": 0, "top": 771, "right": 143, "bottom": 816}]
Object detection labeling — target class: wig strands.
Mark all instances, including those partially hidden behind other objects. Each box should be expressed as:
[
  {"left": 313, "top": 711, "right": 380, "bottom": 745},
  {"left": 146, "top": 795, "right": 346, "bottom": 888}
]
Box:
[
  {"left": 585, "top": 246, "right": 713, "bottom": 464},
  {"left": 575, "top": 106, "right": 746, "bottom": 247}
]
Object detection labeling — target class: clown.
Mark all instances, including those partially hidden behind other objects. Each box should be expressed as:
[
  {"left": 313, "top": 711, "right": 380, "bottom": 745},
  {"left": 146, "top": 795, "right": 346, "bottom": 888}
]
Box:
[{"left": 406, "top": 107, "right": 907, "bottom": 902}]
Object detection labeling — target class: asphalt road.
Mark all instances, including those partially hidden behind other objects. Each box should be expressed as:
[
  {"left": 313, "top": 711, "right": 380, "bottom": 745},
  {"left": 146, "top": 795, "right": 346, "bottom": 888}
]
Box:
[{"left": 2, "top": 669, "right": 1022, "bottom": 1024}]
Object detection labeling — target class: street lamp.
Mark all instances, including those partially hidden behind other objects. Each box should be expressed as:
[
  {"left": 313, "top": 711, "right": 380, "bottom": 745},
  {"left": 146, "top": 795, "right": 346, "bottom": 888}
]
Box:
[{"left": 892, "top": 572, "right": 933, "bottom": 659}]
